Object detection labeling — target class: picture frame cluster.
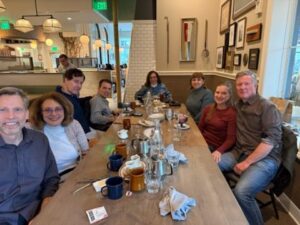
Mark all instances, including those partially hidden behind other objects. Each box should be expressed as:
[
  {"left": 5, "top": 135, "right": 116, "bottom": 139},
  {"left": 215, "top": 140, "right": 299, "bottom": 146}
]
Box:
[{"left": 217, "top": 0, "right": 261, "bottom": 71}]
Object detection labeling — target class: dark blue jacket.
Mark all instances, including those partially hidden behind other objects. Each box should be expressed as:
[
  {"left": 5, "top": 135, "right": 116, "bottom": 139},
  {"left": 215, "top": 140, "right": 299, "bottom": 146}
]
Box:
[{"left": 56, "top": 86, "right": 91, "bottom": 133}]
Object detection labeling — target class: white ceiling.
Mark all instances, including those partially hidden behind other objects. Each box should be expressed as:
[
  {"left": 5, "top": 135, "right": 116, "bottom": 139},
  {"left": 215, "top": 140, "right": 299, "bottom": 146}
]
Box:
[{"left": 1, "top": 0, "right": 108, "bottom": 31}]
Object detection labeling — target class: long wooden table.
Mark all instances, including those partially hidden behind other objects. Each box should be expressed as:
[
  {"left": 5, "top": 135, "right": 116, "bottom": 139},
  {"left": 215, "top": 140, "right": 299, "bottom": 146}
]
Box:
[{"left": 33, "top": 106, "right": 248, "bottom": 225}]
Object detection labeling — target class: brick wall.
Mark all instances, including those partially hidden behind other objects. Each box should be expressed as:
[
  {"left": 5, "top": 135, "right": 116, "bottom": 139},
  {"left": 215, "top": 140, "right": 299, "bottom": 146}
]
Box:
[{"left": 125, "top": 20, "right": 156, "bottom": 102}]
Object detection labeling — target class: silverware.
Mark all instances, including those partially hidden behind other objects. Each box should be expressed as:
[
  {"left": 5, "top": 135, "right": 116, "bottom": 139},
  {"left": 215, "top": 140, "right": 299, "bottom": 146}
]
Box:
[{"left": 72, "top": 183, "right": 91, "bottom": 195}]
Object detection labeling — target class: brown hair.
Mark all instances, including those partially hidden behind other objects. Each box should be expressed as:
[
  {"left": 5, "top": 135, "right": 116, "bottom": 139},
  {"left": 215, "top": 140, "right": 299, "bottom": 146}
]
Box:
[
  {"left": 206, "top": 81, "right": 233, "bottom": 122},
  {"left": 190, "top": 72, "right": 205, "bottom": 89},
  {"left": 145, "top": 70, "right": 161, "bottom": 87},
  {"left": 63, "top": 68, "right": 85, "bottom": 82},
  {"left": 29, "top": 92, "right": 74, "bottom": 130},
  {"left": 0, "top": 87, "right": 29, "bottom": 109}
]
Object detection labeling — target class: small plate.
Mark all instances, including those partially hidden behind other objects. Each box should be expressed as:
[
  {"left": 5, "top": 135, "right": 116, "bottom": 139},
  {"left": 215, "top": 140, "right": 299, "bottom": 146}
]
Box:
[
  {"left": 174, "top": 123, "right": 190, "bottom": 130},
  {"left": 143, "top": 128, "right": 154, "bottom": 138},
  {"left": 148, "top": 113, "right": 164, "bottom": 121},
  {"left": 119, "top": 161, "right": 146, "bottom": 180},
  {"left": 138, "top": 119, "right": 155, "bottom": 127}
]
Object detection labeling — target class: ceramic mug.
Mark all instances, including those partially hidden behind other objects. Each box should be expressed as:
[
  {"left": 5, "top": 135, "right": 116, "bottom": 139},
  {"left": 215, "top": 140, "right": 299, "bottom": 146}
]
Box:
[
  {"left": 101, "top": 176, "right": 124, "bottom": 200},
  {"left": 130, "top": 168, "right": 145, "bottom": 192},
  {"left": 107, "top": 154, "right": 123, "bottom": 172},
  {"left": 115, "top": 143, "right": 127, "bottom": 159},
  {"left": 123, "top": 118, "right": 131, "bottom": 130}
]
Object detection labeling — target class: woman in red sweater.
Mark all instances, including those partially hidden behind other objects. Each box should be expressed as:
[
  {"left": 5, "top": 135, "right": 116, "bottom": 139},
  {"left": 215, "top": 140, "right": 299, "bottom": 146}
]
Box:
[{"left": 198, "top": 82, "right": 236, "bottom": 163}]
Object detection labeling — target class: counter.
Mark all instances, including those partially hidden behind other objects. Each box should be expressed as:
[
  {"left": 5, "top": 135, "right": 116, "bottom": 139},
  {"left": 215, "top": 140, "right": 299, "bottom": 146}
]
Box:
[{"left": 0, "top": 70, "right": 112, "bottom": 97}]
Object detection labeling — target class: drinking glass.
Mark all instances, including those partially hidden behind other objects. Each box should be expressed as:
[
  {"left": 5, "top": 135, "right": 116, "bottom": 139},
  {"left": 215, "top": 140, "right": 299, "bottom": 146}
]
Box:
[
  {"left": 172, "top": 122, "right": 181, "bottom": 142},
  {"left": 146, "top": 173, "right": 161, "bottom": 194},
  {"left": 165, "top": 108, "right": 173, "bottom": 132}
]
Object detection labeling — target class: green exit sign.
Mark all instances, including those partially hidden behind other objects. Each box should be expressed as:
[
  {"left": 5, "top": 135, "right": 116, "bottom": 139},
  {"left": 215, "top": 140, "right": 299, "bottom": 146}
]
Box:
[
  {"left": 51, "top": 46, "right": 59, "bottom": 52},
  {"left": 93, "top": 0, "right": 107, "bottom": 10},
  {"left": 0, "top": 21, "right": 10, "bottom": 30}
]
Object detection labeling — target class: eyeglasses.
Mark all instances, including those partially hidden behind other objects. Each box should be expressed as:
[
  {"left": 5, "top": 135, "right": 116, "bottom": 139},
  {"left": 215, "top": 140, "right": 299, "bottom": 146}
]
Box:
[{"left": 42, "top": 107, "right": 64, "bottom": 114}]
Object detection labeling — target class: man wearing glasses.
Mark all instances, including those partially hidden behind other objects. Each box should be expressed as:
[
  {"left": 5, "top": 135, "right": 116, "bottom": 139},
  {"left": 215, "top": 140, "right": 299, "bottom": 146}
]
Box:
[
  {"left": 0, "top": 87, "right": 59, "bottom": 225},
  {"left": 218, "top": 71, "right": 282, "bottom": 225}
]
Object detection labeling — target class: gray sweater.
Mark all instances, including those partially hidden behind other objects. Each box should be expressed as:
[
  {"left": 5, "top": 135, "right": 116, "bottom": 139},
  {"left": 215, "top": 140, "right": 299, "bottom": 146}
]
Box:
[
  {"left": 185, "top": 87, "right": 214, "bottom": 124},
  {"left": 90, "top": 94, "right": 113, "bottom": 125}
]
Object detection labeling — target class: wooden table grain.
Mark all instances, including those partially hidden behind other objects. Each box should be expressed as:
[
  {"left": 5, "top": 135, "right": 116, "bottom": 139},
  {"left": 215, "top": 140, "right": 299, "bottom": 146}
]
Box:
[{"left": 32, "top": 106, "right": 248, "bottom": 225}]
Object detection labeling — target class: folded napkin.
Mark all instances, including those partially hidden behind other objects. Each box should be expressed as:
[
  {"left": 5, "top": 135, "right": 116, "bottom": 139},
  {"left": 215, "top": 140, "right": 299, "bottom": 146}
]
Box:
[
  {"left": 159, "top": 186, "right": 196, "bottom": 220},
  {"left": 165, "top": 144, "right": 188, "bottom": 163}
]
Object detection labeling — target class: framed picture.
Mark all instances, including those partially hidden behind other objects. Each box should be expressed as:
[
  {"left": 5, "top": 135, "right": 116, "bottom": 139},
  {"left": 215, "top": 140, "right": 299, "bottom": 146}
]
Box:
[
  {"left": 180, "top": 18, "right": 198, "bottom": 61},
  {"left": 236, "top": 18, "right": 247, "bottom": 49},
  {"left": 225, "top": 50, "right": 234, "bottom": 71},
  {"left": 216, "top": 47, "right": 225, "bottom": 69},
  {"left": 248, "top": 48, "right": 260, "bottom": 70},
  {"left": 234, "top": 54, "right": 241, "bottom": 66},
  {"left": 220, "top": 0, "right": 231, "bottom": 34},
  {"left": 233, "top": 0, "right": 256, "bottom": 19},
  {"left": 229, "top": 23, "right": 237, "bottom": 47},
  {"left": 246, "top": 23, "right": 262, "bottom": 43}
]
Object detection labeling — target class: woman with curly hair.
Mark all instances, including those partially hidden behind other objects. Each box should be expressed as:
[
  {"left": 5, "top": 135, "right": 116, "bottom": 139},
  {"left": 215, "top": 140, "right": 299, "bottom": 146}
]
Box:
[{"left": 29, "top": 92, "right": 89, "bottom": 176}]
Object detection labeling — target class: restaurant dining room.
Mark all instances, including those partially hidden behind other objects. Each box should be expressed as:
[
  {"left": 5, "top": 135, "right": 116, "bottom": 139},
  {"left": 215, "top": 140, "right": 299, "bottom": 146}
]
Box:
[{"left": 0, "top": 0, "right": 300, "bottom": 225}]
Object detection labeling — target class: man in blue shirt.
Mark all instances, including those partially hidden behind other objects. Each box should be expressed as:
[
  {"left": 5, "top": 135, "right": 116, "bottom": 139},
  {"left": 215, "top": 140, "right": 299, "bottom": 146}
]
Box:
[
  {"left": 55, "top": 68, "right": 91, "bottom": 134},
  {"left": 0, "top": 87, "right": 59, "bottom": 225}
]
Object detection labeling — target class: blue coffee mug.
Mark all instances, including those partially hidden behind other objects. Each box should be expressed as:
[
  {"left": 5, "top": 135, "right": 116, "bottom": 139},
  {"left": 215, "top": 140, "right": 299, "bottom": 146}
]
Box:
[
  {"left": 107, "top": 154, "right": 123, "bottom": 171},
  {"left": 101, "top": 176, "right": 123, "bottom": 200}
]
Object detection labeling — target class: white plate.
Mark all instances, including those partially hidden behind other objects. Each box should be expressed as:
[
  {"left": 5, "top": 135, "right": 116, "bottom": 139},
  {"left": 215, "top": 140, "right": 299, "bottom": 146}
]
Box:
[
  {"left": 174, "top": 123, "right": 190, "bottom": 130},
  {"left": 118, "top": 161, "right": 146, "bottom": 180},
  {"left": 138, "top": 119, "right": 155, "bottom": 127},
  {"left": 148, "top": 113, "right": 164, "bottom": 121},
  {"left": 143, "top": 128, "right": 154, "bottom": 138}
]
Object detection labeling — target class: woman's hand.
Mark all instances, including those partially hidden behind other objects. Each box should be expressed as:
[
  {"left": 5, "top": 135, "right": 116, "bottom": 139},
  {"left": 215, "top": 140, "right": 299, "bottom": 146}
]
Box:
[{"left": 212, "top": 151, "right": 222, "bottom": 163}]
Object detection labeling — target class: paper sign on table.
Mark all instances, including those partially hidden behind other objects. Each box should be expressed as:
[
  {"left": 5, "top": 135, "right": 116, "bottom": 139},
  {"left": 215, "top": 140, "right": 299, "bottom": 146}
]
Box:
[{"left": 86, "top": 206, "right": 108, "bottom": 224}]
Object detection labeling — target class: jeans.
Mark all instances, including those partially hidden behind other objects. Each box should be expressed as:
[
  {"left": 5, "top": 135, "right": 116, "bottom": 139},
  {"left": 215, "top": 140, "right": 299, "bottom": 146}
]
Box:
[{"left": 219, "top": 152, "right": 279, "bottom": 225}]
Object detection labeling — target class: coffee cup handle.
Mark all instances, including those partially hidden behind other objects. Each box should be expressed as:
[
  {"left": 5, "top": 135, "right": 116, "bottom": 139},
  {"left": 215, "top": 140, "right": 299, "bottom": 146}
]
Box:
[
  {"left": 167, "top": 164, "right": 173, "bottom": 176},
  {"left": 107, "top": 162, "right": 111, "bottom": 170},
  {"left": 101, "top": 186, "right": 108, "bottom": 196}
]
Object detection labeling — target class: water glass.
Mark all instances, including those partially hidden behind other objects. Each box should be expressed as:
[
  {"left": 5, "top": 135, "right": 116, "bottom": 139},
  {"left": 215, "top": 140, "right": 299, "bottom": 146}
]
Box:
[
  {"left": 146, "top": 173, "right": 161, "bottom": 194},
  {"left": 172, "top": 123, "right": 181, "bottom": 141}
]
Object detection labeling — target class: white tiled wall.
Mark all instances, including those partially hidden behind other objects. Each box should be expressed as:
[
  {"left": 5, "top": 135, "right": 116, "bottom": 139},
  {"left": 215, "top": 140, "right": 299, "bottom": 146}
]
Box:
[{"left": 125, "top": 20, "right": 156, "bottom": 102}]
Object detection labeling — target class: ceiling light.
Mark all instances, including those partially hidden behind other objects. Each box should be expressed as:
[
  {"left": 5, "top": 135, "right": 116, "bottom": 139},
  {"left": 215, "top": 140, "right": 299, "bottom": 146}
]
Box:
[
  {"left": 94, "top": 39, "right": 102, "bottom": 47},
  {"left": 79, "top": 35, "right": 90, "bottom": 45},
  {"left": 15, "top": 0, "right": 62, "bottom": 33},
  {"left": 0, "top": 0, "right": 6, "bottom": 12},
  {"left": 67, "top": 17, "right": 72, "bottom": 21},
  {"left": 14, "top": 18, "right": 34, "bottom": 33},
  {"left": 30, "top": 41, "right": 37, "bottom": 49},
  {"left": 105, "top": 43, "right": 112, "bottom": 50},
  {"left": 45, "top": 38, "right": 53, "bottom": 46},
  {"left": 43, "top": 17, "right": 62, "bottom": 33}
]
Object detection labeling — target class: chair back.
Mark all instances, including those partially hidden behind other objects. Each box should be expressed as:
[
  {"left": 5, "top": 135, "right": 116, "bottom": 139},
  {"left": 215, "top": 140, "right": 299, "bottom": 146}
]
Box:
[{"left": 272, "top": 125, "right": 298, "bottom": 195}]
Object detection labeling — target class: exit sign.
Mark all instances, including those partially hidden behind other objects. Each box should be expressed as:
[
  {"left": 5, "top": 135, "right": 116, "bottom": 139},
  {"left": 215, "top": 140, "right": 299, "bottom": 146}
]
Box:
[
  {"left": 0, "top": 21, "right": 10, "bottom": 30},
  {"left": 93, "top": 0, "right": 107, "bottom": 10},
  {"left": 51, "top": 46, "right": 59, "bottom": 52}
]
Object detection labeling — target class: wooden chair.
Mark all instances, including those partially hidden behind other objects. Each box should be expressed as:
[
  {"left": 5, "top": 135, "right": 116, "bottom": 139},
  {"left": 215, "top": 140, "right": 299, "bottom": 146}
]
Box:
[{"left": 225, "top": 125, "right": 298, "bottom": 219}]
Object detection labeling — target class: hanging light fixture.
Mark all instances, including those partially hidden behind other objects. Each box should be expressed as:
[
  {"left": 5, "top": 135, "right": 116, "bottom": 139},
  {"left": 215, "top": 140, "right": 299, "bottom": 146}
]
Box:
[
  {"left": 30, "top": 41, "right": 37, "bottom": 49},
  {"left": 94, "top": 39, "right": 102, "bottom": 47},
  {"left": 105, "top": 43, "right": 112, "bottom": 50},
  {"left": 14, "top": 0, "right": 62, "bottom": 33},
  {"left": 45, "top": 38, "right": 53, "bottom": 46},
  {"left": 0, "top": 0, "right": 6, "bottom": 12},
  {"left": 79, "top": 24, "right": 90, "bottom": 45},
  {"left": 79, "top": 35, "right": 90, "bottom": 45},
  {"left": 43, "top": 16, "right": 62, "bottom": 33},
  {"left": 14, "top": 18, "right": 34, "bottom": 33}
]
